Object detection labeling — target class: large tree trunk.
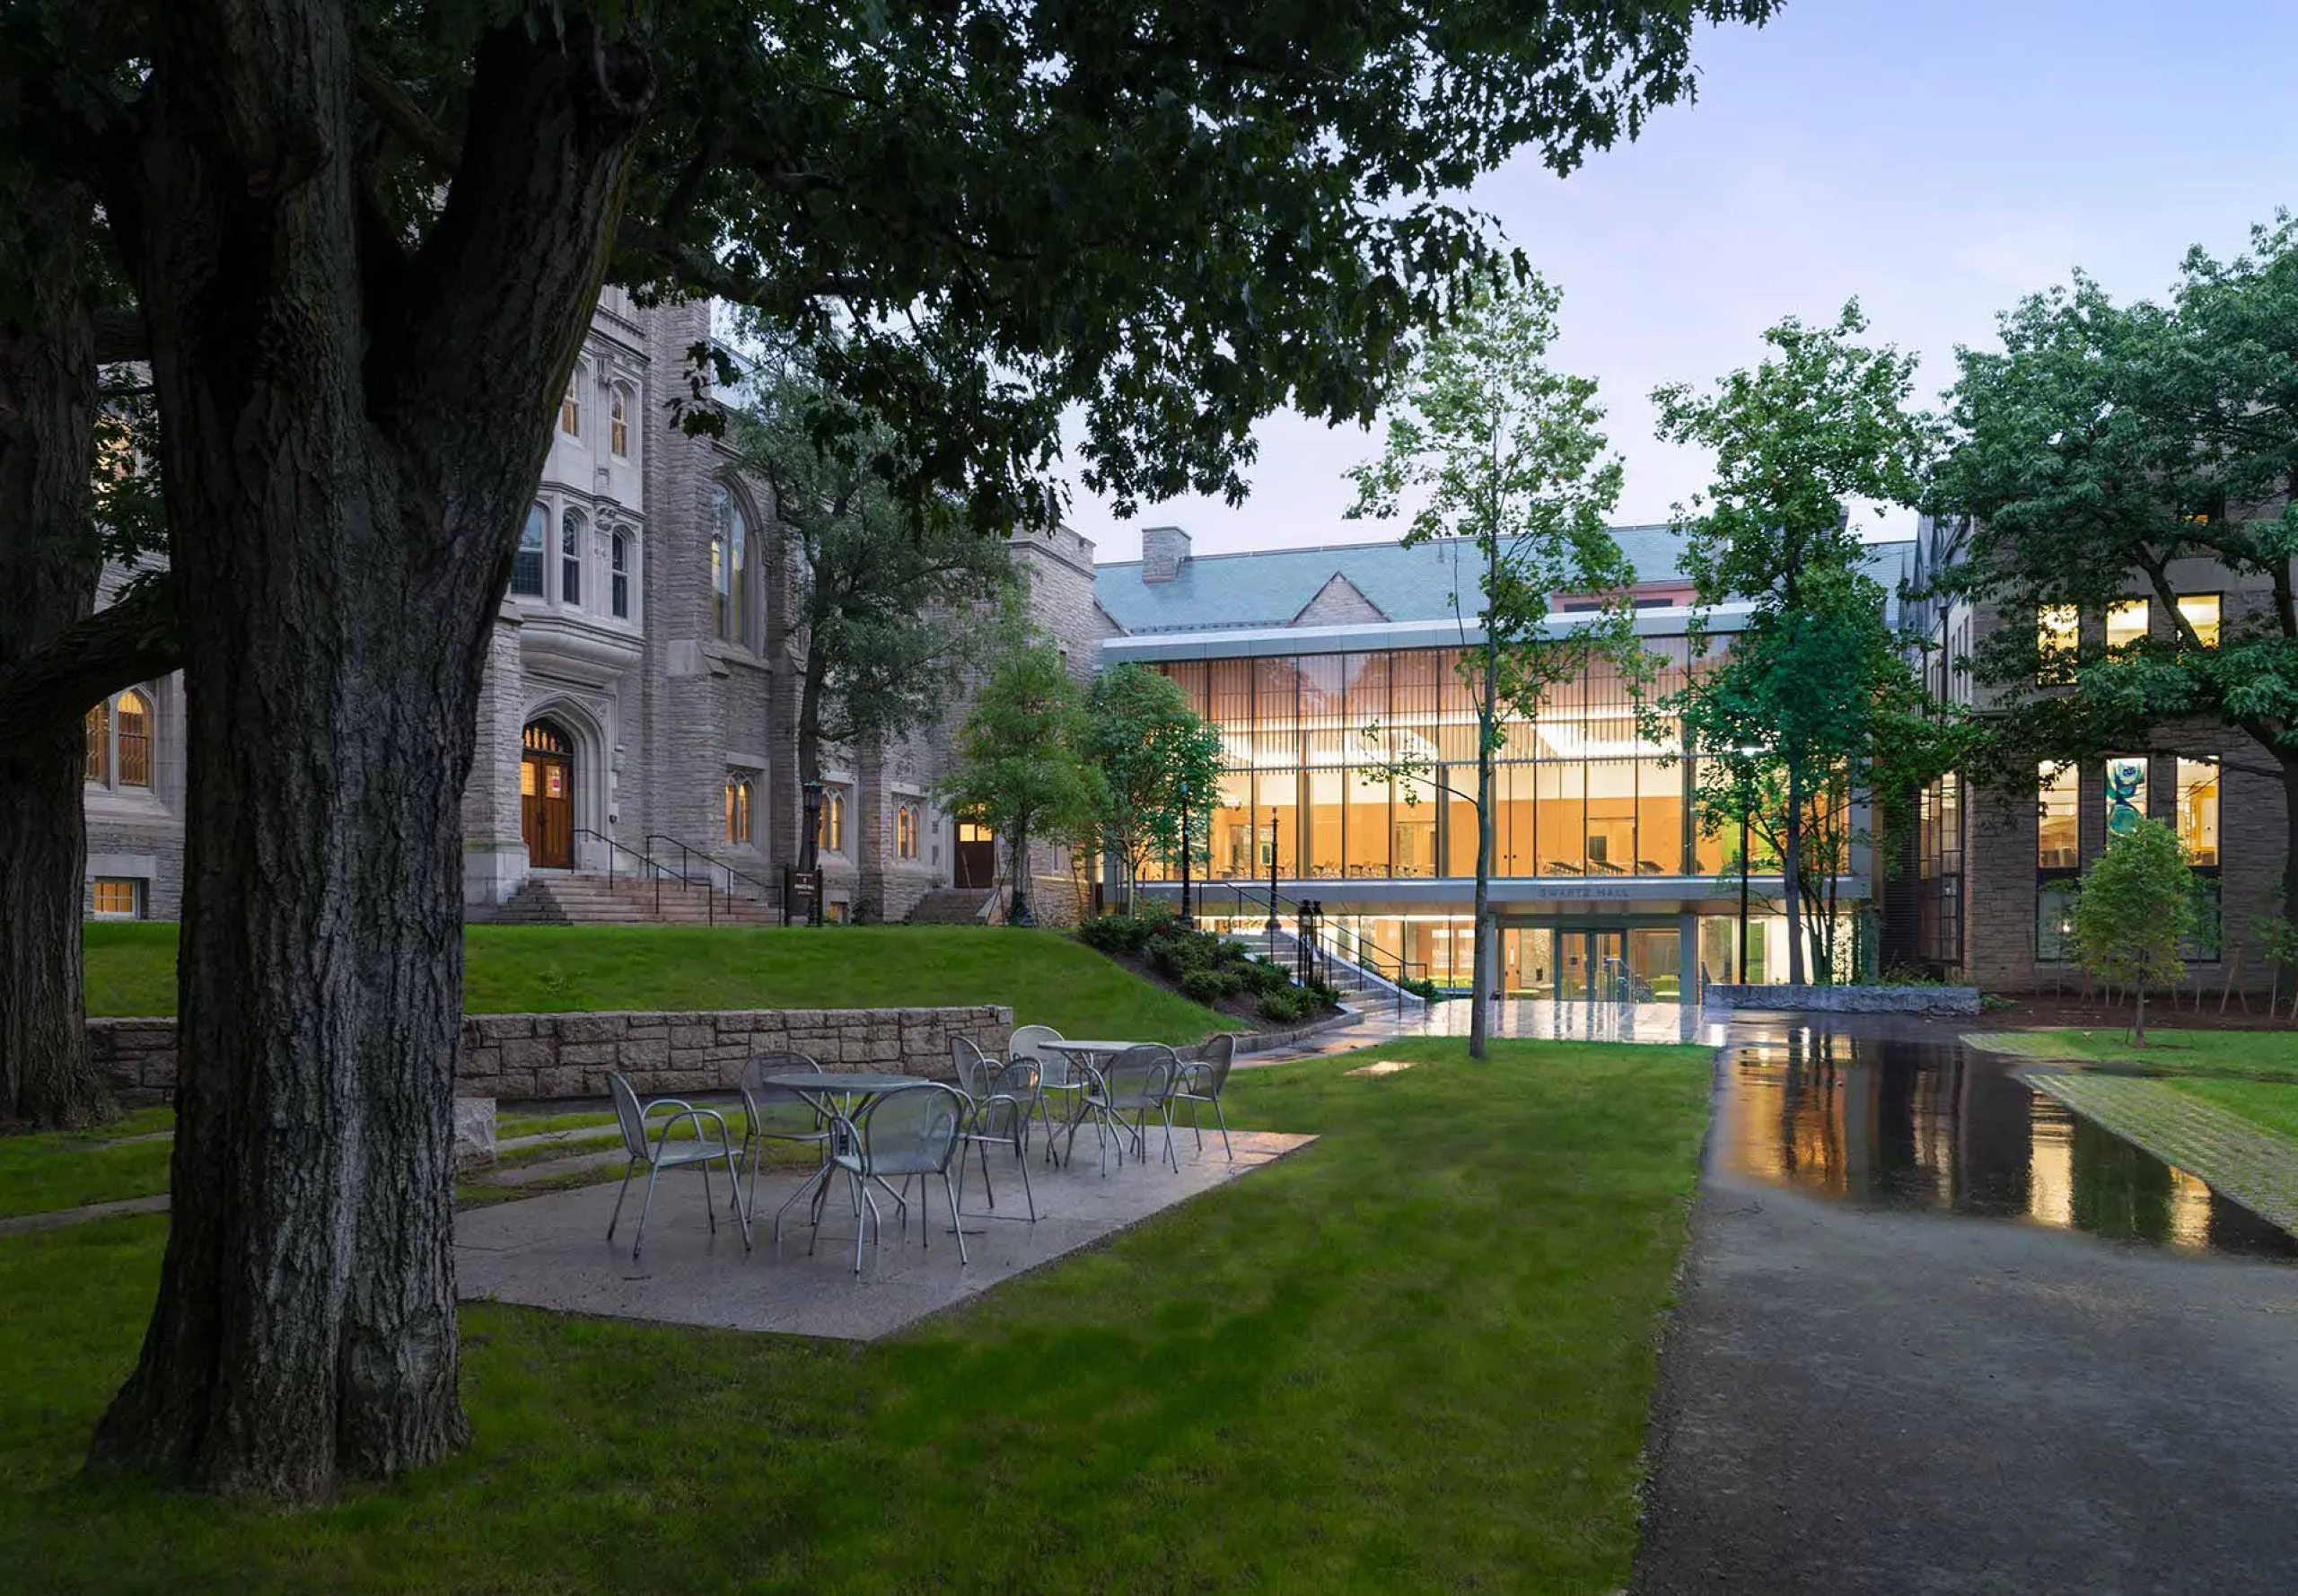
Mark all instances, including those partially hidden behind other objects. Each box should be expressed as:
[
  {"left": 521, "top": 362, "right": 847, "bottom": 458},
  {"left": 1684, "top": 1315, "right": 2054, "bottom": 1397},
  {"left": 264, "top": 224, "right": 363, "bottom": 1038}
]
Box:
[
  {"left": 1469, "top": 692, "right": 1499, "bottom": 1061},
  {"left": 0, "top": 181, "right": 115, "bottom": 1130},
  {"left": 87, "top": 3, "right": 647, "bottom": 1498},
  {"left": 2280, "top": 750, "right": 2298, "bottom": 935}
]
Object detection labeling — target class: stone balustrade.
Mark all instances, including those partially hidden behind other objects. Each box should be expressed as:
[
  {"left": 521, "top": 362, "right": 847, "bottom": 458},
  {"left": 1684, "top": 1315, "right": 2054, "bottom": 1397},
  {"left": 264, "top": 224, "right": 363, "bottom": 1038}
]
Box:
[{"left": 88, "top": 1005, "right": 1014, "bottom": 1101}]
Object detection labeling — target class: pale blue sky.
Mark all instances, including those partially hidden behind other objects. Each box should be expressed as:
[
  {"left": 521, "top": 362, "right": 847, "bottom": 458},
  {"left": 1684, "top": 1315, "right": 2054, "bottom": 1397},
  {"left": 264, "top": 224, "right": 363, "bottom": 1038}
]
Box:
[{"left": 1062, "top": 0, "right": 2298, "bottom": 563}]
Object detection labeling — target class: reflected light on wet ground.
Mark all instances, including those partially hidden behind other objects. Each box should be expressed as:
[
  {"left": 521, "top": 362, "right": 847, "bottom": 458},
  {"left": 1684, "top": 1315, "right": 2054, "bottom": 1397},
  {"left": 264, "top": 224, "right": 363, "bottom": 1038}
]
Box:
[
  {"left": 1721, "top": 1026, "right": 2297, "bottom": 1258},
  {"left": 1397, "top": 996, "right": 1725, "bottom": 1047}
]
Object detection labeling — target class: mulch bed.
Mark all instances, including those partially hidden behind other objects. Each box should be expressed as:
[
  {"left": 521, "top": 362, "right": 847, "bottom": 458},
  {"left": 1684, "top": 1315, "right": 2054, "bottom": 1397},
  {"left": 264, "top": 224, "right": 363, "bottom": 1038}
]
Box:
[{"left": 1990, "top": 992, "right": 2298, "bottom": 1034}]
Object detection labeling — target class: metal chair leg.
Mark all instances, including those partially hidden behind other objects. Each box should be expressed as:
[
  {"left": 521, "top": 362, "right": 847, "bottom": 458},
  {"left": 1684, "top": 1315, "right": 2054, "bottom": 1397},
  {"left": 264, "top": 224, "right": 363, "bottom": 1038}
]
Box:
[
  {"left": 633, "top": 1162, "right": 663, "bottom": 1259},
  {"left": 724, "top": 1146, "right": 752, "bottom": 1249},
  {"left": 1213, "top": 1098, "right": 1232, "bottom": 1161},
  {"left": 700, "top": 1153, "right": 718, "bottom": 1234},
  {"left": 607, "top": 1156, "right": 639, "bottom": 1241},
  {"left": 943, "top": 1171, "right": 970, "bottom": 1266},
  {"left": 1013, "top": 1127, "right": 1037, "bottom": 1221}
]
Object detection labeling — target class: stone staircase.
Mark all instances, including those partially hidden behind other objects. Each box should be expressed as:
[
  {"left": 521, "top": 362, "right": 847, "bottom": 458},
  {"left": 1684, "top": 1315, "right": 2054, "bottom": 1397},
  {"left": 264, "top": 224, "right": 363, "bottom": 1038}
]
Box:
[
  {"left": 906, "top": 887, "right": 997, "bottom": 925},
  {"left": 486, "top": 871, "right": 781, "bottom": 927},
  {"left": 1240, "top": 926, "right": 1430, "bottom": 1014}
]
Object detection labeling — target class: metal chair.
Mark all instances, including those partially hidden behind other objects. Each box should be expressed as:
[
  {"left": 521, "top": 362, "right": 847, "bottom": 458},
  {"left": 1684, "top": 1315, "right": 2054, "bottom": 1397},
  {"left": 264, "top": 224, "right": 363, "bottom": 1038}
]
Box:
[
  {"left": 604, "top": 1072, "right": 750, "bottom": 1259},
  {"left": 733, "top": 1051, "right": 831, "bottom": 1241},
  {"left": 958, "top": 1057, "right": 1039, "bottom": 1222},
  {"left": 1173, "top": 1032, "right": 1238, "bottom": 1161},
  {"left": 1066, "top": 1043, "right": 1180, "bottom": 1175},
  {"left": 950, "top": 1034, "right": 1000, "bottom": 1099},
  {"left": 811, "top": 1082, "right": 970, "bottom": 1274},
  {"left": 1012, "top": 1025, "right": 1077, "bottom": 1162}
]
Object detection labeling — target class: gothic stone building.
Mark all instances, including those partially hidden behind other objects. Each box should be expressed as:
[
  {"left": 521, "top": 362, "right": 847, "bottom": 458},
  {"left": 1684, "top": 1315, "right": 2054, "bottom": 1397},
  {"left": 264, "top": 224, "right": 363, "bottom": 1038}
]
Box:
[{"left": 83, "top": 294, "right": 1105, "bottom": 927}]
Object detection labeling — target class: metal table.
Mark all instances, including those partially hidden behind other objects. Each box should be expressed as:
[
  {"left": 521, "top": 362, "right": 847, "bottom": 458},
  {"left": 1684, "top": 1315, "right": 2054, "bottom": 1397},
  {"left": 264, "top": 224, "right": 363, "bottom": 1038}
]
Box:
[
  {"left": 1039, "top": 1040, "right": 1159, "bottom": 1168},
  {"left": 759, "top": 1070, "right": 929, "bottom": 1243}
]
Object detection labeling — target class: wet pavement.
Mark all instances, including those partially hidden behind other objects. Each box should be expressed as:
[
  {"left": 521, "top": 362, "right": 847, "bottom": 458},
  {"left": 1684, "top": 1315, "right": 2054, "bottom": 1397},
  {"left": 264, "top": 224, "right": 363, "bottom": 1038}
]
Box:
[{"left": 1635, "top": 1019, "right": 2298, "bottom": 1594}]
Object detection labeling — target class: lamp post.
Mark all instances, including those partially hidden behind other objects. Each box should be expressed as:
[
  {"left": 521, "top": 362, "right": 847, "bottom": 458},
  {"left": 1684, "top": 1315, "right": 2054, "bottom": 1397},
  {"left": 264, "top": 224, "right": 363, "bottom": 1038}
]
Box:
[
  {"left": 801, "top": 776, "right": 825, "bottom": 927},
  {"left": 1178, "top": 777, "right": 1193, "bottom": 927},
  {"left": 1265, "top": 804, "right": 1280, "bottom": 936}
]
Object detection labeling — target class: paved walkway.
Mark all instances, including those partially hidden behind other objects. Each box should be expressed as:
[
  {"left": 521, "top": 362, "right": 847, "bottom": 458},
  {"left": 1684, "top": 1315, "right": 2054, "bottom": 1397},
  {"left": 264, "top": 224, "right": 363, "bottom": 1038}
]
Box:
[
  {"left": 0, "top": 1193, "right": 171, "bottom": 1236},
  {"left": 1635, "top": 1042, "right": 2298, "bottom": 1595},
  {"left": 456, "top": 1128, "right": 1313, "bottom": 1340},
  {"left": 2020, "top": 1067, "right": 2298, "bottom": 1239}
]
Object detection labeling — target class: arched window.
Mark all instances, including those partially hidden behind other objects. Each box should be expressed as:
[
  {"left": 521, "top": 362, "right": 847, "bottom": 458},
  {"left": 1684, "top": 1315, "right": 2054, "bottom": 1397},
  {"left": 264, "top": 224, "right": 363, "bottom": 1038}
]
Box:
[
  {"left": 560, "top": 509, "right": 583, "bottom": 606},
  {"left": 560, "top": 369, "right": 582, "bottom": 438},
  {"left": 711, "top": 482, "right": 750, "bottom": 645},
  {"left": 512, "top": 504, "right": 547, "bottom": 596},
  {"left": 610, "top": 531, "right": 631, "bottom": 619},
  {"left": 610, "top": 387, "right": 631, "bottom": 457},
  {"left": 84, "top": 688, "right": 151, "bottom": 791},
  {"left": 818, "top": 788, "right": 846, "bottom": 854},
  {"left": 896, "top": 802, "right": 920, "bottom": 860},
  {"left": 84, "top": 699, "right": 110, "bottom": 783},
  {"left": 724, "top": 775, "right": 754, "bottom": 845}
]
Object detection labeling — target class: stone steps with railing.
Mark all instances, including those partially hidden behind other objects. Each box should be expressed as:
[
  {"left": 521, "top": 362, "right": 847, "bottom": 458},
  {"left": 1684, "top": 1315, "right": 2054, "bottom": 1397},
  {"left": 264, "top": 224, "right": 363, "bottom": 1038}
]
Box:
[{"left": 484, "top": 871, "right": 780, "bottom": 927}]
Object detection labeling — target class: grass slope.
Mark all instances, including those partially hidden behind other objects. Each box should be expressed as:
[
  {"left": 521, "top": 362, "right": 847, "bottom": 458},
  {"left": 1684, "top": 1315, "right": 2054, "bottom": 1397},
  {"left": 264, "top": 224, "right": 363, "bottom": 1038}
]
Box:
[
  {"left": 0, "top": 1038, "right": 1711, "bottom": 1592},
  {"left": 2014, "top": 1026, "right": 2298, "bottom": 1081},
  {"left": 0, "top": 1109, "right": 176, "bottom": 1221},
  {"left": 82, "top": 923, "right": 1224, "bottom": 1043}
]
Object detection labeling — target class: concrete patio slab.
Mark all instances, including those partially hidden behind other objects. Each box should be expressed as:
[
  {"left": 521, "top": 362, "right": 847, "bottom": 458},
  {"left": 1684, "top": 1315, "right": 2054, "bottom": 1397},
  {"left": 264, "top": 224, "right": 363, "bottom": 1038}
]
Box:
[{"left": 454, "top": 1127, "right": 1314, "bottom": 1341}]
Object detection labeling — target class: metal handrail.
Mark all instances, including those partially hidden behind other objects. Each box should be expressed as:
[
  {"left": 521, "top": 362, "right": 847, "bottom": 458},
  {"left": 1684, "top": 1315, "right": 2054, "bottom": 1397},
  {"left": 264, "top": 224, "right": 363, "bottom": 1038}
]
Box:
[
  {"left": 570, "top": 828, "right": 663, "bottom": 887},
  {"left": 642, "top": 833, "right": 778, "bottom": 926}
]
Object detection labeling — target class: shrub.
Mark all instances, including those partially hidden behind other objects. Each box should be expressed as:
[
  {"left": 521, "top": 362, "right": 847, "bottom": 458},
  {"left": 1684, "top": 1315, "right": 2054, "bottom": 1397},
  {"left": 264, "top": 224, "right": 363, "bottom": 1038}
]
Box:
[
  {"left": 1148, "top": 931, "right": 1216, "bottom": 977},
  {"left": 1304, "top": 977, "right": 1341, "bottom": 1006},
  {"left": 1259, "top": 987, "right": 1312, "bottom": 1024},
  {"left": 1400, "top": 976, "right": 1441, "bottom": 1002},
  {"left": 1241, "top": 957, "right": 1291, "bottom": 995},
  {"left": 1180, "top": 968, "right": 1242, "bottom": 1004},
  {"left": 1077, "top": 905, "right": 1179, "bottom": 955}
]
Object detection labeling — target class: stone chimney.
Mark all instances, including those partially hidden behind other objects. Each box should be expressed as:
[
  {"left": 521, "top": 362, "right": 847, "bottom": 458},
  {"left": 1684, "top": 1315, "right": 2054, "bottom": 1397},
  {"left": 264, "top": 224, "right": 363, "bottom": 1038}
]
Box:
[{"left": 1141, "top": 524, "right": 1191, "bottom": 583}]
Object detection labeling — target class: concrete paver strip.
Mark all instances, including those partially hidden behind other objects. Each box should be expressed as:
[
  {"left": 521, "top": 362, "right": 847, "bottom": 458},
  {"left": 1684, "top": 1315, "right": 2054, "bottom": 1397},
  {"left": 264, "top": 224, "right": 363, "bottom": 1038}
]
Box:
[
  {"left": 2019, "top": 1067, "right": 2298, "bottom": 1239},
  {"left": 0, "top": 1194, "right": 171, "bottom": 1236}
]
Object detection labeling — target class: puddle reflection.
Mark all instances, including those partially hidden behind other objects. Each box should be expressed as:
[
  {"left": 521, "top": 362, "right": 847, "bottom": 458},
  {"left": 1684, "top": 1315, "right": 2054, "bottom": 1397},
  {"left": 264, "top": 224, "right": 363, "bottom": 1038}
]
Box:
[{"left": 1723, "top": 1030, "right": 2298, "bottom": 1259}]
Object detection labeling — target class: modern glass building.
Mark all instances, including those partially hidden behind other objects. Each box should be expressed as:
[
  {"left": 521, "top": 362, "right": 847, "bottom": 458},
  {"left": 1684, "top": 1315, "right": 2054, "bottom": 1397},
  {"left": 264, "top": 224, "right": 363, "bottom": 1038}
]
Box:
[{"left": 1096, "top": 524, "right": 1907, "bottom": 1000}]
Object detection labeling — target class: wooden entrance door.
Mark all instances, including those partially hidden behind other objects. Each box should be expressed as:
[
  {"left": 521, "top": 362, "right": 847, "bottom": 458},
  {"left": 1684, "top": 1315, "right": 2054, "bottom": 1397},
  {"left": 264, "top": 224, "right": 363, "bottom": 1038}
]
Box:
[
  {"left": 522, "top": 721, "right": 574, "bottom": 869},
  {"left": 954, "top": 820, "right": 996, "bottom": 889}
]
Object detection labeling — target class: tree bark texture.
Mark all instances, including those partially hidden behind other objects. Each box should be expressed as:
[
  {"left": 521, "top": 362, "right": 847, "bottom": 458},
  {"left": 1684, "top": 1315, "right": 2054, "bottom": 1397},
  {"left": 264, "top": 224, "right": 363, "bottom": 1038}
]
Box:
[
  {"left": 0, "top": 181, "right": 115, "bottom": 1131},
  {"left": 86, "top": 2, "right": 648, "bottom": 1498}
]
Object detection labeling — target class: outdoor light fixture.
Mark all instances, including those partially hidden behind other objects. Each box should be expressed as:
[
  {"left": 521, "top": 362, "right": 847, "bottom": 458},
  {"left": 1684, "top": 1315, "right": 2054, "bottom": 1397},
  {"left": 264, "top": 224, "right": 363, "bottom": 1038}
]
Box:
[
  {"left": 1266, "top": 803, "right": 1281, "bottom": 936},
  {"left": 801, "top": 777, "right": 825, "bottom": 927},
  {"left": 1178, "top": 776, "right": 1194, "bottom": 927}
]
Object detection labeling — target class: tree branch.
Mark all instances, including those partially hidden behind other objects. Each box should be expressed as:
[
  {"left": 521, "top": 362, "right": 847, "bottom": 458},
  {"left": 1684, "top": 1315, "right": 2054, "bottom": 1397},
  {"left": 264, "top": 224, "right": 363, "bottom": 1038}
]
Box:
[
  {"left": 355, "top": 60, "right": 460, "bottom": 174},
  {"left": 92, "top": 304, "right": 149, "bottom": 364},
  {"left": 0, "top": 579, "right": 181, "bottom": 746}
]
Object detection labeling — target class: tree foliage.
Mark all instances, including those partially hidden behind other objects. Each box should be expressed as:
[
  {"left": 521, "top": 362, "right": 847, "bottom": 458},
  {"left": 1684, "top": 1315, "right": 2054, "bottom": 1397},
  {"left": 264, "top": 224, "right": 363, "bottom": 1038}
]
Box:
[
  {"left": 730, "top": 347, "right": 1016, "bottom": 810},
  {"left": 935, "top": 637, "right": 1096, "bottom": 926},
  {"left": 1347, "top": 273, "right": 1640, "bottom": 1055},
  {"left": 1083, "top": 664, "right": 1225, "bottom": 912},
  {"left": 1931, "top": 216, "right": 2298, "bottom": 916},
  {"left": 2070, "top": 818, "right": 2196, "bottom": 1045},
  {"left": 1655, "top": 303, "right": 1943, "bottom": 984}
]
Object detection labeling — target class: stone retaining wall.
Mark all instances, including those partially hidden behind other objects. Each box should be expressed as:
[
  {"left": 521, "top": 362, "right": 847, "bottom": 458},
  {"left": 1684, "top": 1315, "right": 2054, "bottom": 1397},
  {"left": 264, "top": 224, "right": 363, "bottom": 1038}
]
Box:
[
  {"left": 89, "top": 1005, "right": 1014, "bottom": 1100},
  {"left": 1701, "top": 983, "right": 1980, "bottom": 1016}
]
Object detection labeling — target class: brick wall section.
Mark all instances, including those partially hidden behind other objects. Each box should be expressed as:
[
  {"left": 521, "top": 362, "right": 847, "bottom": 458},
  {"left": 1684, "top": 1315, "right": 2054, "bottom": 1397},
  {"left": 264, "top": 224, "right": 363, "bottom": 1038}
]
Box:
[{"left": 89, "top": 1005, "right": 1013, "bottom": 1100}]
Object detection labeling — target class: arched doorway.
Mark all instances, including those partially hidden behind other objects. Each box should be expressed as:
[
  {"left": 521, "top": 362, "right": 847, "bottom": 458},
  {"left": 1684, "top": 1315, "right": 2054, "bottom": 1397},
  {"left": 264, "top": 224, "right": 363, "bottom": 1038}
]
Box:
[{"left": 522, "top": 720, "right": 574, "bottom": 869}]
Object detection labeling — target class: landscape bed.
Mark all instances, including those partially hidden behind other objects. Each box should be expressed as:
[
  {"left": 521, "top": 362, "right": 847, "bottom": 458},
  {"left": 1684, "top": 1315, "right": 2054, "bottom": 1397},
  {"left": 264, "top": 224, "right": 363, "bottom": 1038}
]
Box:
[{"left": 0, "top": 1038, "right": 1712, "bottom": 1591}]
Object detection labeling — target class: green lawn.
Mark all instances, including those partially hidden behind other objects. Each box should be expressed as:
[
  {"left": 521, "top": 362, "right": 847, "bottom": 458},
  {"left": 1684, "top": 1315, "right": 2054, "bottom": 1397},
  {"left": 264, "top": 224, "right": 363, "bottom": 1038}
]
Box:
[
  {"left": 0, "top": 1038, "right": 1711, "bottom": 1592},
  {"left": 2014, "top": 1026, "right": 2298, "bottom": 1081},
  {"left": 0, "top": 1109, "right": 175, "bottom": 1222},
  {"left": 83, "top": 922, "right": 1225, "bottom": 1042},
  {"left": 2169, "top": 1077, "right": 2298, "bottom": 1142}
]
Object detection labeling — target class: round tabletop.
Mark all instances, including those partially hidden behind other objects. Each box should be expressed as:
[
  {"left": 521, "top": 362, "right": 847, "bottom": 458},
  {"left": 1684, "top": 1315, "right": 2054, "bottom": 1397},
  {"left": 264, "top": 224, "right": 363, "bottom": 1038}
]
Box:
[
  {"left": 765, "top": 1071, "right": 925, "bottom": 1094},
  {"left": 1043, "top": 1039, "right": 1147, "bottom": 1055}
]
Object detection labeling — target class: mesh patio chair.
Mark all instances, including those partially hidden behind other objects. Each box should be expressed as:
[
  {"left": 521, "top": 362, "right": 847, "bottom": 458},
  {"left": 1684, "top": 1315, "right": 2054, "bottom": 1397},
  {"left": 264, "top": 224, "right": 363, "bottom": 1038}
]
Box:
[
  {"left": 957, "top": 1057, "right": 1039, "bottom": 1222},
  {"left": 811, "top": 1082, "right": 970, "bottom": 1274},
  {"left": 1066, "top": 1043, "right": 1180, "bottom": 1176},
  {"left": 733, "top": 1051, "right": 831, "bottom": 1241},
  {"left": 604, "top": 1072, "right": 750, "bottom": 1259},
  {"left": 1010, "top": 1024, "right": 1076, "bottom": 1163},
  {"left": 950, "top": 1034, "right": 1001, "bottom": 1099},
  {"left": 1173, "top": 1032, "right": 1238, "bottom": 1162}
]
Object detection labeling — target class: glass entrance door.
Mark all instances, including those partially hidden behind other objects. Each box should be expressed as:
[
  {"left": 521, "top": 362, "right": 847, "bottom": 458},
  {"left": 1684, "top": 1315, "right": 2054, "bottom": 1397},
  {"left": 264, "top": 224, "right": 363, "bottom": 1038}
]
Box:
[{"left": 1550, "top": 925, "right": 1678, "bottom": 1002}]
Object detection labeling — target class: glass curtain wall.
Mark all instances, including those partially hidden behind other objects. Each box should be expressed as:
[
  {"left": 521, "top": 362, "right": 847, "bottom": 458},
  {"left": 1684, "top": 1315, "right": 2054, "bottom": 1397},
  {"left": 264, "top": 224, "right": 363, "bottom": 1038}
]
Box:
[{"left": 1144, "top": 644, "right": 1710, "bottom": 882}]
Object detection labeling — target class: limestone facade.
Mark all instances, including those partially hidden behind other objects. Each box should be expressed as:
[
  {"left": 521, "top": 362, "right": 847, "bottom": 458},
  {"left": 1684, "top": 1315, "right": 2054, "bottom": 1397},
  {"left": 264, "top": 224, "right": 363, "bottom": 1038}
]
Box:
[{"left": 82, "top": 293, "right": 1101, "bottom": 925}]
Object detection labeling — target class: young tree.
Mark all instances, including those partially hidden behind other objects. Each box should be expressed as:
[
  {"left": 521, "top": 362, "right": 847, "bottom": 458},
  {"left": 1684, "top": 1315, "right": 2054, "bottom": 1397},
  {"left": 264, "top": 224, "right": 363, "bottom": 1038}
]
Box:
[
  {"left": 1083, "top": 664, "right": 1226, "bottom": 914},
  {"left": 1, "top": 0, "right": 1773, "bottom": 1497},
  {"left": 1347, "top": 274, "right": 1641, "bottom": 1058},
  {"left": 1933, "top": 220, "right": 2298, "bottom": 920},
  {"left": 936, "top": 639, "right": 1095, "bottom": 927},
  {"left": 2071, "top": 819, "right": 2196, "bottom": 1045},
  {"left": 1653, "top": 303, "right": 1936, "bottom": 986},
  {"left": 732, "top": 355, "right": 1017, "bottom": 869}
]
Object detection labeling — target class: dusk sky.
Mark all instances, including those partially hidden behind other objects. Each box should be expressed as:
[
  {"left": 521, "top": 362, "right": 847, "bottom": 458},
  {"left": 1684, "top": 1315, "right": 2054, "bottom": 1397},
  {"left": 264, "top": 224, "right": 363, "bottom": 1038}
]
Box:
[{"left": 1061, "top": 0, "right": 2298, "bottom": 564}]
